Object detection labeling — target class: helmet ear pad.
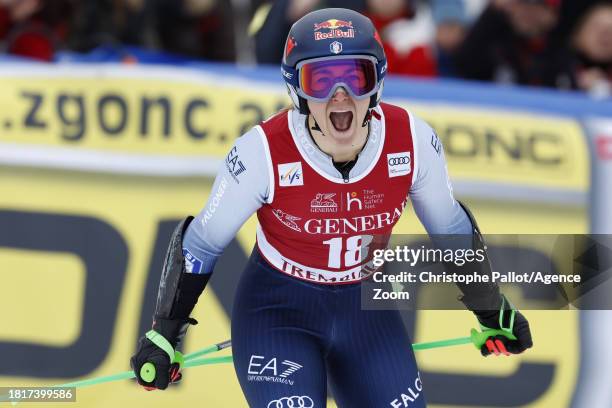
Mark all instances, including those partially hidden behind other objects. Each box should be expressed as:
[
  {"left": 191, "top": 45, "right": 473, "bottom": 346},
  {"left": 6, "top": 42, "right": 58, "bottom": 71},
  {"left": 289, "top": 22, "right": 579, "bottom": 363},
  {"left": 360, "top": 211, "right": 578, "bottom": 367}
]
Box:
[
  {"left": 369, "top": 78, "right": 384, "bottom": 109},
  {"left": 369, "top": 94, "right": 377, "bottom": 110},
  {"left": 298, "top": 95, "right": 310, "bottom": 115}
]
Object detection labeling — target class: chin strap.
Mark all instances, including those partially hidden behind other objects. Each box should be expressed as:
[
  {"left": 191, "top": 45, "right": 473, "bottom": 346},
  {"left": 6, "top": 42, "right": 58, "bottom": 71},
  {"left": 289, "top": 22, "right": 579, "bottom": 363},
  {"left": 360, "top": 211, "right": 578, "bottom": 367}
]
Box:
[
  {"left": 362, "top": 108, "right": 381, "bottom": 127},
  {"left": 311, "top": 117, "right": 323, "bottom": 134},
  {"left": 362, "top": 110, "right": 372, "bottom": 127}
]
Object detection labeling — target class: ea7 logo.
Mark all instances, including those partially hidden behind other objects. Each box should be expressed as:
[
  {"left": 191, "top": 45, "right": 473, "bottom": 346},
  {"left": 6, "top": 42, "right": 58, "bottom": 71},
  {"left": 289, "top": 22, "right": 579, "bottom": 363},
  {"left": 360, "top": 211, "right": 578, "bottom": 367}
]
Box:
[
  {"left": 248, "top": 355, "right": 303, "bottom": 377},
  {"left": 226, "top": 146, "right": 246, "bottom": 183},
  {"left": 278, "top": 162, "right": 304, "bottom": 186},
  {"left": 430, "top": 132, "right": 442, "bottom": 156},
  {"left": 247, "top": 355, "right": 303, "bottom": 385},
  {"left": 387, "top": 152, "right": 411, "bottom": 178}
]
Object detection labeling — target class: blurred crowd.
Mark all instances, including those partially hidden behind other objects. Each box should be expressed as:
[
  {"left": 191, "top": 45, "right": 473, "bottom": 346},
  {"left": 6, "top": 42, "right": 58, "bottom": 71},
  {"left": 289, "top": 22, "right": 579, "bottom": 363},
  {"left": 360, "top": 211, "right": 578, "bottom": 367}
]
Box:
[{"left": 0, "top": 0, "right": 611, "bottom": 98}]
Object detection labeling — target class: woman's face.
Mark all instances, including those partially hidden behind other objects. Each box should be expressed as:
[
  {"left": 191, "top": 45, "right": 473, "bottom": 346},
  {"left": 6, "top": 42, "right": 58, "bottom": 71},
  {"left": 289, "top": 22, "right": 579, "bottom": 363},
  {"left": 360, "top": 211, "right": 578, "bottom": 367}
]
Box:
[
  {"left": 575, "top": 6, "right": 612, "bottom": 63},
  {"left": 304, "top": 61, "right": 373, "bottom": 144},
  {"left": 307, "top": 86, "right": 371, "bottom": 144},
  {"left": 366, "top": 0, "right": 406, "bottom": 20},
  {"left": 506, "top": 1, "right": 558, "bottom": 38}
]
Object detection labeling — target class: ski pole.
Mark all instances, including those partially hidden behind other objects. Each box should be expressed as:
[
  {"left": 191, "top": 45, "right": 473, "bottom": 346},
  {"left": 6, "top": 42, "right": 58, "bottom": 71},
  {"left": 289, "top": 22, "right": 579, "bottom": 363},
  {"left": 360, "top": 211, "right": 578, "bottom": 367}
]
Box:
[
  {"left": 0, "top": 328, "right": 515, "bottom": 403},
  {"left": 58, "top": 355, "right": 234, "bottom": 389},
  {"left": 22, "top": 338, "right": 231, "bottom": 391},
  {"left": 412, "top": 328, "right": 516, "bottom": 351},
  {"left": 138, "top": 333, "right": 232, "bottom": 384},
  {"left": 0, "top": 355, "right": 233, "bottom": 406}
]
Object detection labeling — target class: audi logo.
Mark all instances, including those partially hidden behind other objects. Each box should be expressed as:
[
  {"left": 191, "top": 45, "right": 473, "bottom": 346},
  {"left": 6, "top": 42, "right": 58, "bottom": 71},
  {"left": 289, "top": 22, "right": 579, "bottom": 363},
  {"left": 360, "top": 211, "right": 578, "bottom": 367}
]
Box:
[
  {"left": 388, "top": 156, "right": 410, "bottom": 165},
  {"left": 267, "top": 395, "right": 314, "bottom": 408}
]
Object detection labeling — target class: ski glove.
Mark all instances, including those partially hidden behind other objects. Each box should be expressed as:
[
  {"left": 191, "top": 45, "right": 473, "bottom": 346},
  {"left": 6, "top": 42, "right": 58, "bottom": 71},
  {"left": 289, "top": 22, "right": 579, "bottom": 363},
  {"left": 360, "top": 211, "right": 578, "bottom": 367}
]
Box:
[
  {"left": 471, "top": 295, "right": 533, "bottom": 356},
  {"left": 130, "top": 317, "right": 196, "bottom": 390}
]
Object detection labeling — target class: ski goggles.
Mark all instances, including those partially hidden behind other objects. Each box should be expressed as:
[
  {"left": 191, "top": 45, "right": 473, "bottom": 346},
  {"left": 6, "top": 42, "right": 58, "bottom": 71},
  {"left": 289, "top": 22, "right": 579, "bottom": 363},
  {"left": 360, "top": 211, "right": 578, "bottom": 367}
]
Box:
[{"left": 282, "top": 55, "right": 386, "bottom": 102}]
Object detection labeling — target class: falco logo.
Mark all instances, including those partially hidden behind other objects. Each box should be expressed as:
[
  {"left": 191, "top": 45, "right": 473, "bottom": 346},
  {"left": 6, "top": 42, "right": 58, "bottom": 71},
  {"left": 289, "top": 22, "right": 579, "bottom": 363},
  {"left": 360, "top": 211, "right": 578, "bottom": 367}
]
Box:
[
  {"left": 226, "top": 146, "right": 246, "bottom": 183},
  {"left": 248, "top": 355, "right": 303, "bottom": 386},
  {"left": 278, "top": 162, "right": 303, "bottom": 186},
  {"left": 273, "top": 209, "right": 302, "bottom": 232},
  {"left": 390, "top": 372, "right": 423, "bottom": 407},
  {"left": 202, "top": 177, "right": 228, "bottom": 226},
  {"left": 387, "top": 152, "right": 411, "bottom": 178}
]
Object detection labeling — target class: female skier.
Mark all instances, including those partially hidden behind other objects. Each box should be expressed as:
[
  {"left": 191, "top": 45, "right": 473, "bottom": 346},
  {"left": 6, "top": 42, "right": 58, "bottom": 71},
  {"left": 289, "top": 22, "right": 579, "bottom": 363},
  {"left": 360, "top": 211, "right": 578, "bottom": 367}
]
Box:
[{"left": 131, "top": 8, "right": 533, "bottom": 408}]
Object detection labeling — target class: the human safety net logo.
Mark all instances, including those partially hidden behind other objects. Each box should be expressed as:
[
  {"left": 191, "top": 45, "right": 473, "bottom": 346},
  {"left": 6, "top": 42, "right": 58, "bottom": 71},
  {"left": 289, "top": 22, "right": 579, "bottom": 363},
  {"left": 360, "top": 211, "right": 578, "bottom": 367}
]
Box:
[
  {"left": 248, "top": 355, "right": 303, "bottom": 386},
  {"left": 278, "top": 162, "right": 304, "bottom": 187},
  {"left": 387, "top": 152, "right": 411, "bottom": 178}
]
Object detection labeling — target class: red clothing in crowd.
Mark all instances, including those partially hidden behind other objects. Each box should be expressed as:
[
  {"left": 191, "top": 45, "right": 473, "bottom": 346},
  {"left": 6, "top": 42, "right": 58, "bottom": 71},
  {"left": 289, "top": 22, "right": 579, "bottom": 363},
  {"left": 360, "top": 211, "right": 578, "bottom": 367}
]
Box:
[
  {"left": 366, "top": 12, "right": 437, "bottom": 77},
  {"left": 0, "top": 5, "right": 69, "bottom": 61}
]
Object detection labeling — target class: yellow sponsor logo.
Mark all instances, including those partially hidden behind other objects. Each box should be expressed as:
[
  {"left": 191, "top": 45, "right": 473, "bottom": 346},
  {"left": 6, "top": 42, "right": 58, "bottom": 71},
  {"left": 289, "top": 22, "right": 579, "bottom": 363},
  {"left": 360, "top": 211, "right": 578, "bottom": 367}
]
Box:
[
  {"left": 0, "top": 68, "right": 288, "bottom": 157},
  {"left": 397, "top": 103, "right": 589, "bottom": 191},
  {"left": 0, "top": 67, "right": 589, "bottom": 191}
]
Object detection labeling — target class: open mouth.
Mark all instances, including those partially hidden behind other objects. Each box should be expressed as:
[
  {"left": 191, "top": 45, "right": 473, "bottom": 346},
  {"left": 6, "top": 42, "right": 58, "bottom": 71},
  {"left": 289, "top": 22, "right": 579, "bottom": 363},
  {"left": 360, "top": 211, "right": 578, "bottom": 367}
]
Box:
[{"left": 329, "top": 111, "right": 353, "bottom": 132}]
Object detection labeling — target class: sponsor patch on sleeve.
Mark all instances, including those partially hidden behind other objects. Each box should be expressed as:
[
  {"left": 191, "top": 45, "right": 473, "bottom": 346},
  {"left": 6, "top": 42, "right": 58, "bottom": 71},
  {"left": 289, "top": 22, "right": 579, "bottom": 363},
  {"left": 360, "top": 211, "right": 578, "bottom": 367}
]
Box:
[{"left": 183, "top": 248, "right": 203, "bottom": 274}]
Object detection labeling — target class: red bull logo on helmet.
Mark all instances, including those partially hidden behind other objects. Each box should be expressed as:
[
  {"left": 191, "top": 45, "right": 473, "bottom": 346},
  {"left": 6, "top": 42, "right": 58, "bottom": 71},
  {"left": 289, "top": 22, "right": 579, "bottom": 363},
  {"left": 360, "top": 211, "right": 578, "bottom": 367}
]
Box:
[{"left": 313, "top": 19, "right": 355, "bottom": 41}]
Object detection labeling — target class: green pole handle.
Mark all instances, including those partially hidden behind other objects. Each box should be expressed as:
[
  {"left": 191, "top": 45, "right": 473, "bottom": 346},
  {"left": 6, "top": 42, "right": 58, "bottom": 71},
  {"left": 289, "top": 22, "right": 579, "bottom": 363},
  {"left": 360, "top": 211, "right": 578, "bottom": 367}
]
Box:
[
  {"left": 412, "top": 328, "right": 517, "bottom": 351},
  {"left": 139, "top": 330, "right": 185, "bottom": 384},
  {"left": 470, "top": 328, "right": 516, "bottom": 350},
  {"left": 137, "top": 338, "right": 226, "bottom": 384},
  {"left": 139, "top": 349, "right": 184, "bottom": 383},
  {"left": 140, "top": 362, "right": 156, "bottom": 383}
]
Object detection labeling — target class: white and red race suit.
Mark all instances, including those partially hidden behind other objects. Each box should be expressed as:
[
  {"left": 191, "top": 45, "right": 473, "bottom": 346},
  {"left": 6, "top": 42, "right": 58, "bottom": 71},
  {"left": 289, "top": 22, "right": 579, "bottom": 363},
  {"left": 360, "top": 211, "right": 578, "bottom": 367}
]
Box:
[
  {"left": 182, "top": 103, "right": 472, "bottom": 282},
  {"left": 256, "top": 103, "right": 413, "bottom": 283}
]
